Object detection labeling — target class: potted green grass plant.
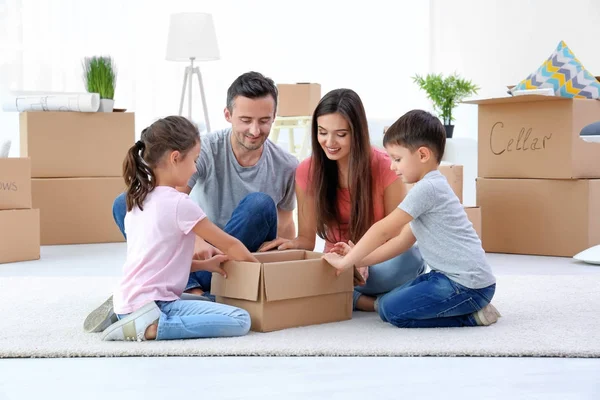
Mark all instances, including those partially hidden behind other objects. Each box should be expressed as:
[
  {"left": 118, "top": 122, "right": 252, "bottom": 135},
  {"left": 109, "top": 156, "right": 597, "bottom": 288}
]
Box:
[
  {"left": 412, "top": 73, "right": 479, "bottom": 138},
  {"left": 82, "top": 56, "right": 117, "bottom": 112}
]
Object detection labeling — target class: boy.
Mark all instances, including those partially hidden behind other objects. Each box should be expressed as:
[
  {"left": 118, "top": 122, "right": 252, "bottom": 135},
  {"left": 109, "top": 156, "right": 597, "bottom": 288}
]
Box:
[{"left": 324, "top": 110, "right": 501, "bottom": 328}]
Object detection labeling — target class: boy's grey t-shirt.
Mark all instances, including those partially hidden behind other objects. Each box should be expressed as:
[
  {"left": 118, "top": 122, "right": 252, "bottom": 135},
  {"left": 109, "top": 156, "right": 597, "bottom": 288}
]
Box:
[
  {"left": 399, "top": 170, "right": 495, "bottom": 289},
  {"left": 187, "top": 128, "right": 298, "bottom": 230}
]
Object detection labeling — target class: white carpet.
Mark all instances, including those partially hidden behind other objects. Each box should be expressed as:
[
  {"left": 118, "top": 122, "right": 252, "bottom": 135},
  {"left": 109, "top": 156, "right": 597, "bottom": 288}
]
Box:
[{"left": 1, "top": 273, "right": 599, "bottom": 358}]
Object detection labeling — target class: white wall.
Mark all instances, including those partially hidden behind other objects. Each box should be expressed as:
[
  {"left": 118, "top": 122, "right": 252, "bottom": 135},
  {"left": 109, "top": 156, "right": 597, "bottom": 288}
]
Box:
[
  {"left": 430, "top": 0, "right": 600, "bottom": 139},
  {"left": 0, "top": 0, "right": 431, "bottom": 156}
]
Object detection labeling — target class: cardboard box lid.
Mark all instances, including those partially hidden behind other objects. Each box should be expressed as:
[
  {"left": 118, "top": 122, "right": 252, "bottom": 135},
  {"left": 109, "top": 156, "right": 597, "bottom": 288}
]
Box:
[
  {"left": 211, "top": 261, "right": 262, "bottom": 301},
  {"left": 212, "top": 250, "right": 352, "bottom": 302},
  {"left": 263, "top": 256, "right": 350, "bottom": 302},
  {"left": 463, "top": 95, "right": 573, "bottom": 105}
]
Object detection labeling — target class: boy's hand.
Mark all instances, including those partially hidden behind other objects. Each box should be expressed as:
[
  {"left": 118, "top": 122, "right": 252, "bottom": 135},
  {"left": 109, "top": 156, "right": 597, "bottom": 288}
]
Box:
[
  {"left": 191, "top": 254, "right": 230, "bottom": 277},
  {"left": 322, "top": 253, "right": 352, "bottom": 276},
  {"left": 330, "top": 240, "right": 355, "bottom": 256}
]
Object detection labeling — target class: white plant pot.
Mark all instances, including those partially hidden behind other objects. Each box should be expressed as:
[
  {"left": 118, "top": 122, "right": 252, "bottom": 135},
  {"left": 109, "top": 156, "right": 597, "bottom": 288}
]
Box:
[{"left": 98, "top": 99, "right": 115, "bottom": 113}]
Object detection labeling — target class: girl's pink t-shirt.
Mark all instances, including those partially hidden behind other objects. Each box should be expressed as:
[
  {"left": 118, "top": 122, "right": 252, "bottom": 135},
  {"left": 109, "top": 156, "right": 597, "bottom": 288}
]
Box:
[
  {"left": 113, "top": 186, "right": 206, "bottom": 314},
  {"left": 295, "top": 147, "right": 398, "bottom": 253}
]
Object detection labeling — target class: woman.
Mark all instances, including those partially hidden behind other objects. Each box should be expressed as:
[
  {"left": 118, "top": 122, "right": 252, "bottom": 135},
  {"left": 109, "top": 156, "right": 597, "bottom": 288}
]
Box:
[{"left": 260, "top": 89, "right": 425, "bottom": 311}]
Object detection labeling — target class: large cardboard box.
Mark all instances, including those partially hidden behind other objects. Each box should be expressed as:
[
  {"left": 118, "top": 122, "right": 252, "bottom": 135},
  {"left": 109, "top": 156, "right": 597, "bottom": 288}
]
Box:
[
  {"left": 212, "top": 250, "right": 353, "bottom": 332},
  {"left": 0, "top": 157, "right": 32, "bottom": 210},
  {"left": 464, "top": 96, "right": 600, "bottom": 179},
  {"left": 32, "top": 177, "right": 125, "bottom": 245},
  {"left": 0, "top": 209, "right": 40, "bottom": 264},
  {"left": 20, "top": 112, "right": 135, "bottom": 178},
  {"left": 464, "top": 206, "right": 482, "bottom": 241},
  {"left": 477, "top": 178, "right": 600, "bottom": 257},
  {"left": 276, "top": 83, "right": 321, "bottom": 117},
  {"left": 407, "top": 164, "right": 463, "bottom": 203}
]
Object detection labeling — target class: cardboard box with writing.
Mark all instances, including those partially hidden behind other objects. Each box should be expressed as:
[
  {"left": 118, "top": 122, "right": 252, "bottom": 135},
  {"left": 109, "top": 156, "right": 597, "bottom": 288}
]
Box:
[
  {"left": 464, "top": 96, "right": 600, "bottom": 179},
  {"left": 0, "top": 209, "right": 40, "bottom": 264},
  {"left": 0, "top": 157, "right": 32, "bottom": 210},
  {"left": 211, "top": 250, "right": 353, "bottom": 332},
  {"left": 476, "top": 178, "right": 600, "bottom": 257},
  {"left": 20, "top": 112, "right": 135, "bottom": 178},
  {"left": 464, "top": 206, "right": 482, "bottom": 241},
  {"left": 406, "top": 164, "right": 463, "bottom": 203},
  {"left": 32, "top": 177, "right": 125, "bottom": 245},
  {"left": 276, "top": 83, "right": 321, "bottom": 117}
]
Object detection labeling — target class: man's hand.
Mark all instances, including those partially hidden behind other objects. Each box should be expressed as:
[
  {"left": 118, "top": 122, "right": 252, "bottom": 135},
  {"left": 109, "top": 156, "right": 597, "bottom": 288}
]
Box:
[
  {"left": 191, "top": 254, "right": 230, "bottom": 277},
  {"left": 322, "top": 253, "right": 353, "bottom": 276},
  {"left": 258, "top": 237, "right": 297, "bottom": 252},
  {"left": 330, "top": 240, "right": 355, "bottom": 256}
]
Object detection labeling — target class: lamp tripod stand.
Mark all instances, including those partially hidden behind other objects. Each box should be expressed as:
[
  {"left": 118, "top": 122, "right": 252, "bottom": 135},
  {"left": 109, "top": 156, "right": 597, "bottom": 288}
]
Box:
[{"left": 178, "top": 57, "right": 211, "bottom": 132}]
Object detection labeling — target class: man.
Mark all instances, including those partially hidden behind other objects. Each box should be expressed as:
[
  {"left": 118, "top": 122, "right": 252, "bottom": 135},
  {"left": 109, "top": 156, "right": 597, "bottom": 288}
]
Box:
[{"left": 84, "top": 71, "right": 298, "bottom": 333}]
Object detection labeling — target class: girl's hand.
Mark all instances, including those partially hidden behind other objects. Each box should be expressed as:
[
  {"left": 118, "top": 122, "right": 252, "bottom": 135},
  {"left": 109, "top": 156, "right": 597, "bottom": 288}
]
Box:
[
  {"left": 322, "top": 253, "right": 352, "bottom": 276},
  {"left": 191, "top": 254, "right": 230, "bottom": 277},
  {"left": 330, "top": 240, "right": 355, "bottom": 256}
]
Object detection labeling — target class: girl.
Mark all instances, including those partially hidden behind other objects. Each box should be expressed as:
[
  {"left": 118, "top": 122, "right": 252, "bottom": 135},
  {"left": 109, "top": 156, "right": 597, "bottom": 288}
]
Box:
[
  {"left": 259, "top": 89, "right": 425, "bottom": 312},
  {"left": 102, "top": 116, "right": 258, "bottom": 342}
]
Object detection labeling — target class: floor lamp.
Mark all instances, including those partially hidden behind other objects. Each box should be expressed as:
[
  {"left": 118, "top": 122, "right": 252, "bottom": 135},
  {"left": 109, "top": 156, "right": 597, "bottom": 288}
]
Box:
[{"left": 166, "top": 12, "right": 220, "bottom": 132}]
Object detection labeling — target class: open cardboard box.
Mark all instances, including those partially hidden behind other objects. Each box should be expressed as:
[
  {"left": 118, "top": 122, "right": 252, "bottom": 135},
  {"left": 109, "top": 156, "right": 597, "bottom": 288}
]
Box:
[
  {"left": 464, "top": 95, "right": 600, "bottom": 179},
  {"left": 211, "top": 250, "right": 353, "bottom": 332}
]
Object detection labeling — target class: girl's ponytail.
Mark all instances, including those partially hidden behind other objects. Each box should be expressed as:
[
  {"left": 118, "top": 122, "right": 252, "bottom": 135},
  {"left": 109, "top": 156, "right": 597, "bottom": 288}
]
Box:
[{"left": 123, "top": 136, "right": 155, "bottom": 212}]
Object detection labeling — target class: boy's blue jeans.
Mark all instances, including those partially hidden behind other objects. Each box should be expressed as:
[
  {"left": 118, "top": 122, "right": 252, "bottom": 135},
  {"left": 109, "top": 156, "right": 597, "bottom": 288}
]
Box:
[
  {"left": 117, "top": 299, "right": 251, "bottom": 340},
  {"left": 112, "top": 191, "right": 277, "bottom": 293},
  {"left": 377, "top": 270, "right": 496, "bottom": 328},
  {"left": 353, "top": 245, "right": 426, "bottom": 309}
]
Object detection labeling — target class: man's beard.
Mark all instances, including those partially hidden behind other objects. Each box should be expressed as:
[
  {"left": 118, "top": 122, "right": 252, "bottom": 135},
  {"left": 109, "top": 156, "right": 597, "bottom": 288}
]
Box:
[{"left": 235, "top": 131, "right": 265, "bottom": 151}]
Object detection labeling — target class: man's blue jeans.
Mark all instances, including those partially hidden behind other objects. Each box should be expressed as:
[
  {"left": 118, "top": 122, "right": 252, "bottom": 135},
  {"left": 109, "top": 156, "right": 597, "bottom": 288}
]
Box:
[
  {"left": 112, "top": 191, "right": 277, "bottom": 293},
  {"left": 377, "top": 270, "right": 496, "bottom": 328}
]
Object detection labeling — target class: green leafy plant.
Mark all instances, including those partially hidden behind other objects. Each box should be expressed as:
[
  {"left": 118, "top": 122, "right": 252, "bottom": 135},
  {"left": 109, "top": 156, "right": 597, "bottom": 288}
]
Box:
[
  {"left": 412, "top": 73, "right": 479, "bottom": 125},
  {"left": 82, "top": 56, "right": 117, "bottom": 100}
]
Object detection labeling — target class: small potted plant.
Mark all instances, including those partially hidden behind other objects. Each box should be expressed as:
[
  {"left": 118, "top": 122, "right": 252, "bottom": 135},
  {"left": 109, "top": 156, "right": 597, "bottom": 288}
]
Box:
[
  {"left": 412, "top": 73, "right": 479, "bottom": 138},
  {"left": 82, "top": 56, "right": 117, "bottom": 112}
]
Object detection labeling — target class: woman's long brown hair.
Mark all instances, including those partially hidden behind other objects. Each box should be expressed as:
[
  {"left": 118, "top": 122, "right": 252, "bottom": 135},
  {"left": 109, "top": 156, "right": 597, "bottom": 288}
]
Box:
[
  {"left": 309, "top": 89, "right": 373, "bottom": 244},
  {"left": 123, "top": 116, "right": 199, "bottom": 212}
]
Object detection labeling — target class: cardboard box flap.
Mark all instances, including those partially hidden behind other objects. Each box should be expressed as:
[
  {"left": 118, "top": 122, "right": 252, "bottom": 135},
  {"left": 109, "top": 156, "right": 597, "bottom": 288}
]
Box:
[
  {"left": 252, "top": 250, "right": 307, "bottom": 263},
  {"left": 211, "top": 261, "right": 261, "bottom": 301},
  {"left": 463, "top": 95, "right": 570, "bottom": 105},
  {"left": 263, "top": 257, "right": 350, "bottom": 302}
]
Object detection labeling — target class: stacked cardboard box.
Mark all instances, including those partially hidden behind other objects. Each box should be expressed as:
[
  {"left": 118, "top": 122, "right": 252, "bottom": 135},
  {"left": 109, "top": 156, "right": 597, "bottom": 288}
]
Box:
[
  {"left": 20, "top": 112, "right": 135, "bottom": 245},
  {"left": 276, "top": 83, "right": 321, "bottom": 117},
  {"left": 0, "top": 157, "right": 40, "bottom": 263},
  {"left": 466, "top": 95, "right": 600, "bottom": 257}
]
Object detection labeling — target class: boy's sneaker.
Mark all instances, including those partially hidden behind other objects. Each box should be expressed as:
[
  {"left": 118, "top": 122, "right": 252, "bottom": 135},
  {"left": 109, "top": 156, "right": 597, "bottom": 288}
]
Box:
[
  {"left": 101, "top": 302, "right": 161, "bottom": 342},
  {"left": 473, "top": 303, "right": 502, "bottom": 326},
  {"left": 83, "top": 295, "right": 117, "bottom": 333}
]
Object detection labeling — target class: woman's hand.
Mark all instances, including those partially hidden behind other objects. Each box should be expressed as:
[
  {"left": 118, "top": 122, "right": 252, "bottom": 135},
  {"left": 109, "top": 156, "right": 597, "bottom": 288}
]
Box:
[
  {"left": 330, "top": 240, "right": 355, "bottom": 256},
  {"left": 191, "top": 254, "right": 230, "bottom": 277},
  {"left": 258, "top": 237, "right": 299, "bottom": 252}
]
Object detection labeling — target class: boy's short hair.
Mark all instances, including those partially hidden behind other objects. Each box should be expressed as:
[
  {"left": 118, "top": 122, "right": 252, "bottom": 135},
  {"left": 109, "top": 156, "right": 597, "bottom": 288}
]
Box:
[{"left": 383, "top": 110, "right": 446, "bottom": 163}]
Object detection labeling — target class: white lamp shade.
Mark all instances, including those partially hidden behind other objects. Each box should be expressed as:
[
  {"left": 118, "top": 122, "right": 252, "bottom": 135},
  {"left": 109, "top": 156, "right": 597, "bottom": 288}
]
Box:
[{"left": 166, "top": 12, "right": 220, "bottom": 61}]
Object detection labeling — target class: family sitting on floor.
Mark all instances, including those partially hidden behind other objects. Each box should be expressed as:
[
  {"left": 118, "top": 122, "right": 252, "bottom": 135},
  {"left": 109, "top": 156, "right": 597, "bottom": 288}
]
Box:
[{"left": 84, "top": 71, "right": 501, "bottom": 342}]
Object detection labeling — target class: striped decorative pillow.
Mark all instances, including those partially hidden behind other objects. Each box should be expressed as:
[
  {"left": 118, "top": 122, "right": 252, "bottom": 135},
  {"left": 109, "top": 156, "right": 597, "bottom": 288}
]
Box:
[{"left": 510, "top": 41, "right": 600, "bottom": 99}]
